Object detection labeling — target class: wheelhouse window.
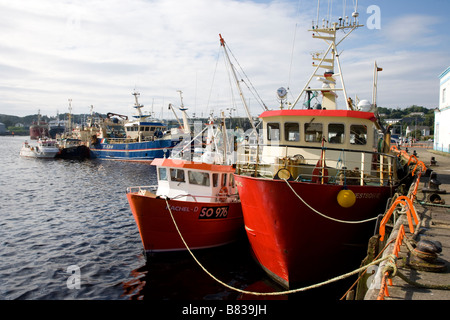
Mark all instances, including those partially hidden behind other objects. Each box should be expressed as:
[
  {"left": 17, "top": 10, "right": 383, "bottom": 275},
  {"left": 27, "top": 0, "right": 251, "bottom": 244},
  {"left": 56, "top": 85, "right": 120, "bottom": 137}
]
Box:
[
  {"left": 304, "top": 122, "right": 323, "bottom": 142},
  {"left": 267, "top": 123, "right": 280, "bottom": 141},
  {"left": 158, "top": 167, "right": 168, "bottom": 181},
  {"left": 212, "top": 173, "right": 219, "bottom": 187},
  {"left": 221, "top": 173, "right": 227, "bottom": 187},
  {"left": 350, "top": 125, "right": 367, "bottom": 145},
  {"left": 188, "top": 171, "right": 210, "bottom": 186},
  {"left": 170, "top": 168, "right": 185, "bottom": 182},
  {"left": 284, "top": 122, "right": 300, "bottom": 142},
  {"left": 328, "top": 123, "right": 345, "bottom": 144},
  {"left": 229, "top": 174, "right": 235, "bottom": 188}
]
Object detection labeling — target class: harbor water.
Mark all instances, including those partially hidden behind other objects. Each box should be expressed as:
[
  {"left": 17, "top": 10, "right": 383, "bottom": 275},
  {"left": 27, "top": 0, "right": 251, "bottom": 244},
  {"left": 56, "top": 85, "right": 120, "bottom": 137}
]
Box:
[
  {"left": 0, "top": 136, "right": 267, "bottom": 300},
  {"left": 0, "top": 136, "right": 357, "bottom": 301}
]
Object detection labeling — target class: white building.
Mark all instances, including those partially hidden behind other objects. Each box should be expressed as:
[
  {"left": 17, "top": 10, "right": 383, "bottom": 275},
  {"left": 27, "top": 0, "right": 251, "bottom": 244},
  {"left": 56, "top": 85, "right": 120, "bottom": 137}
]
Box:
[
  {"left": 405, "top": 125, "right": 430, "bottom": 138},
  {"left": 435, "top": 66, "right": 450, "bottom": 152}
]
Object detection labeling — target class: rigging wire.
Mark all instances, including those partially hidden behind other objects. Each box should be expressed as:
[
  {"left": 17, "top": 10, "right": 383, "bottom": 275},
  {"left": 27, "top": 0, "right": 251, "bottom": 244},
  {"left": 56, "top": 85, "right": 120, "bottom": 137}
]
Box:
[
  {"left": 206, "top": 49, "right": 221, "bottom": 113},
  {"left": 223, "top": 40, "right": 268, "bottom": 112},
  {"left": 287, "top": 0, "right": 302, "bottom": 93}
]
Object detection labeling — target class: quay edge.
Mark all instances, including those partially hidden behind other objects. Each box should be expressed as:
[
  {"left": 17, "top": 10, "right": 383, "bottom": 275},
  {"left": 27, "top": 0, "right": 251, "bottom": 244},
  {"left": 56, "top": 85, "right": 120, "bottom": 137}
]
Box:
[{"left": 358, "top": 147, "right": 450, "bottom": 300}]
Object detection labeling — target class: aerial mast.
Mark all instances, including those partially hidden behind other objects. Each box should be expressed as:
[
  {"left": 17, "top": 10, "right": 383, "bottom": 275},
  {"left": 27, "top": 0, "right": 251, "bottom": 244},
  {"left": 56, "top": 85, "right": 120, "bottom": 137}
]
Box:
[{"left": 290, "top": 1, "right": 363, "bottom": 110}]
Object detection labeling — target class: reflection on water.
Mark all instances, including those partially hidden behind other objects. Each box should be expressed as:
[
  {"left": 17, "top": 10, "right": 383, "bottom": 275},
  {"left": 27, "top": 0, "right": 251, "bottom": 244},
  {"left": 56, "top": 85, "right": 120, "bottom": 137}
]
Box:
[{"left": 120, "top": 238, "right": 285, "bottom": 300}]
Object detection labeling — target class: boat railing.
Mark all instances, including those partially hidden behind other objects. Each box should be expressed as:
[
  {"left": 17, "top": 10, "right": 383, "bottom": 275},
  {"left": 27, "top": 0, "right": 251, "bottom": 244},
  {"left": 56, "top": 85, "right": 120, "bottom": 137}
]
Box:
[
  {"left": 127, "top": 186, "right": 240, "bottom": 203},
  {"left": 126, "top": 185, "right": 158, "bottom": 194},
  {"left": 236, "top": 144, "right": 400, "bottom": 186},
  {"left": 105, "top": 134, "right": 169, "bottom": 144},
  {"left": 104, "top": 137, "right": 137, "bottom": 144}
]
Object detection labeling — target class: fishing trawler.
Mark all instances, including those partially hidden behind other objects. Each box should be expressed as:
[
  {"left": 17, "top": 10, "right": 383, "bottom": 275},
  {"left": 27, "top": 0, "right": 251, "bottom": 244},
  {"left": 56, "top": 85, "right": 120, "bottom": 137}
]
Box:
[
  {"left": 224, "top": 8, "right": 411, "bottom": 288},
  {"left": 89, "top": 91, "right": 182, "bottom": 162},
  {"left": 29, "top": 110, "right": 49, "bottom": 140},
  {"left": 126, "top": 115, "right": 243, "bottom": 254}
]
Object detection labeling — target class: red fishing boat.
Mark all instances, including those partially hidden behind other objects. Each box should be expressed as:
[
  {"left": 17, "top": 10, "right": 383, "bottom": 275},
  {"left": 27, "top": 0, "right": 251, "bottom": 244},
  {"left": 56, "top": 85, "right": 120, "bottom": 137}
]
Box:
[
  {"left": 221, "top": 7, "right": 411, "bottom": 288},
  {"left": 126, "top": 116, "right": 243, "bottom": 254},
  {"left": 29, "top": 110, "right": 49, "bottom": 140}
]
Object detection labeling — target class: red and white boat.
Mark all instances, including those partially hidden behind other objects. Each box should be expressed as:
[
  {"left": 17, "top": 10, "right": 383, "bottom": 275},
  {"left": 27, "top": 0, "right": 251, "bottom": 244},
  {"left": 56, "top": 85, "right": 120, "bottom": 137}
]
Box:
[
  {"left": 126, "top": 116, "right": 243, "bottom": 254},
  {"left": 221, "top": 9, "right": 412, "bottom": 288},
  {"left": 19, "top": 138, "right": 60, "bottom": 159}
]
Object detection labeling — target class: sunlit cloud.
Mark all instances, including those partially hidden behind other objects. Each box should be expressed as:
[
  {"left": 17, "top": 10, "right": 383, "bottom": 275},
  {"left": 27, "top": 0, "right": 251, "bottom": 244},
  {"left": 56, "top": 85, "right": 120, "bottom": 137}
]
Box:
[{"left": 0, "top": 0, "right": 448, "bottom": 118}]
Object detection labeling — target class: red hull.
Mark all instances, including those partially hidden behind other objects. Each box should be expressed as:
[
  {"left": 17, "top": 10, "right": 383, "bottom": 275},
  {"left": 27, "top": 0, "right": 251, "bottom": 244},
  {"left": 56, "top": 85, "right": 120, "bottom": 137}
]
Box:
[
  {"left": 126, "top": 193, "right": 244, "bottom": 253},
  {"left": 234, "top": 175, "right": 393, "bottom": 288}
]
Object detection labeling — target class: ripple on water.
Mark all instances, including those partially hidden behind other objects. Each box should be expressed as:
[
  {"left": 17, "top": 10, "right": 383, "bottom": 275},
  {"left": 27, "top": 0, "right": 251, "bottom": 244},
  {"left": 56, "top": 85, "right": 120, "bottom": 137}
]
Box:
[{"left": 0, "top": 137, "right": 151, "bottom": 299}]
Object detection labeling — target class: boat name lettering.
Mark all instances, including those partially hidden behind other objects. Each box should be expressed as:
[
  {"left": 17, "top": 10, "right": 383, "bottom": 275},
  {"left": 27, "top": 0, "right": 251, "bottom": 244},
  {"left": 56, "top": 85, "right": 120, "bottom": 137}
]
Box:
[
  {"left": 166, "top": 205, "right": 191, "bottom": 212},
  {"left": 354, "top": 193, "right": 381, "bottom": 199},
  {"left": 199, "top": 206, "right": 229, "bottom": 219}
]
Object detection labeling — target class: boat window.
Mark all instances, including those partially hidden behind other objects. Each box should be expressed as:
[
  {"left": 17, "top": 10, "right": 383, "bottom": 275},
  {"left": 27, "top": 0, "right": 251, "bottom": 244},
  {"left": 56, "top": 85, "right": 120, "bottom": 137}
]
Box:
[
  {"left": 158, "top": 167, "right": 168, "bottom": 181},
  {"left": 304, "top": 122, "right": 323, "bottom": 142},
  {"left": 213, "top": 173, "right": 219, "bottom": 187},
  {"left": 145, "top": 127, "right": 150, "bottom": 131},
  {"left": 350, "top": 125, "right": 367, "bottom": 145},
  {"left": 221, "top": 173, "right": 227, "bottom": 187},
  {"left": 150, "top": 127, "right": 155, "bottom": 131},
  {"left": 229, "top": 174, "right": 235, "bottom": 187},
  {"left": 170, "top": 168, "right": 185, "bottom": 182},
  {"left": 188, "top": 171, "right": 210, "bottom": 186},
  {"left": 284, "top": 122, "right": 300, "bottom": 142},
  {"left": 328, "top": 123, "right": 345, "bottom": 144},
  {"left": 267, "top": 123, "right": 280, "bottom": 141}
]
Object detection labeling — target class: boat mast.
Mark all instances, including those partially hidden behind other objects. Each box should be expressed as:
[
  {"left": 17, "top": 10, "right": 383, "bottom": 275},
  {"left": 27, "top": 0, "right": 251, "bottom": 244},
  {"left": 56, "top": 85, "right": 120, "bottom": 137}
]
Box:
[
  {"left": 168, "top": 91, "right": 190, "bottom": 135},
  {"left": 132, "top": 91, "right": 145, "bottom": 119},
  {"left": 290, "top": 2, "right": 363, "bottom": 110},
  {"left": 372, "top": 61, "right": 383, "bottom": 108},
  {"left": 219, "top": 34, "right": 257, "bottom": 133},
  {"left": 220, "top": 111, "right": 229, "bottom": 164},
  {"left": 177, "top": 90, "right": 191, "bottom": 134},
  {"left": 67, "top": 99, "right": 72, "bottom": 134}
]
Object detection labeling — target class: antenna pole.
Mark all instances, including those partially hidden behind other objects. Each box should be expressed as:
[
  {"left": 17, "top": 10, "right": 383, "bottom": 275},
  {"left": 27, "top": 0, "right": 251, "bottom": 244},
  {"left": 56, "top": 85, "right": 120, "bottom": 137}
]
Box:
[{"left": 316, "top": 0, "right": 320, "bottom": 28}]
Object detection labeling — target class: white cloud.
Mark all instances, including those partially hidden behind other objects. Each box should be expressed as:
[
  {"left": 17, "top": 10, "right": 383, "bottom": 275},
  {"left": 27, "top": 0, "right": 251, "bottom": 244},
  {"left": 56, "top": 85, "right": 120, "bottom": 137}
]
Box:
[
  {"left": 0, "top": 0, "right": 312, "bottom": 117},
  {"left": 0, "top": 0, "right": 447, "bottom": 119}
]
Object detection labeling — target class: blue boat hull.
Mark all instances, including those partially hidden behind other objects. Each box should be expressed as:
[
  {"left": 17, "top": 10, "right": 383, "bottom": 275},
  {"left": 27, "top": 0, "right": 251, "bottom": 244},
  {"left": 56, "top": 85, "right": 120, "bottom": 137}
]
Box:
[{"left": 89, "top": 139, "right": 177, "bottom": 161}]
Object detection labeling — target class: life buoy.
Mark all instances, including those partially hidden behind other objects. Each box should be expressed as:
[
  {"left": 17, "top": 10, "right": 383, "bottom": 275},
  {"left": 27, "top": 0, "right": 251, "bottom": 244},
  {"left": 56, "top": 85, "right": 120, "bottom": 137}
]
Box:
[
  {"left": 219, "top": 186, "right": 228, "bottom": 195},
  {"left": 217, "top": 186, "right": 228, "bottom": 202}
]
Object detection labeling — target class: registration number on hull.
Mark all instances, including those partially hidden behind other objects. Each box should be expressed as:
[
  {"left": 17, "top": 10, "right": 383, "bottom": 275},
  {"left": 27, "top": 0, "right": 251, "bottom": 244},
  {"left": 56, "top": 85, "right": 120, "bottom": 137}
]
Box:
[{"left": 199, "top": 206, "right": 229, "bottom": 219}]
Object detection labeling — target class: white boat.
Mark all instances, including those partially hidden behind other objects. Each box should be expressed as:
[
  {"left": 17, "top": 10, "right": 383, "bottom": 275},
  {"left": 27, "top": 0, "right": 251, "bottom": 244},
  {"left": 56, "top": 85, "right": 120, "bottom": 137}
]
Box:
[{"left": 20, "top": 139, "right": 60, "bottom": 159}]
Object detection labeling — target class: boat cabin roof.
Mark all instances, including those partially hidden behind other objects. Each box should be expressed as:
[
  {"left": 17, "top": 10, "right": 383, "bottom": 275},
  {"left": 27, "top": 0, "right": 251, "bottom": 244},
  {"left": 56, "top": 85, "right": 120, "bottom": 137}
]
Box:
[
  {"left": 259, "top": 109, "right": 377, "bottom": 122},
  {"left": 151, "top": 158, "right": 235, "bottom": 173}
]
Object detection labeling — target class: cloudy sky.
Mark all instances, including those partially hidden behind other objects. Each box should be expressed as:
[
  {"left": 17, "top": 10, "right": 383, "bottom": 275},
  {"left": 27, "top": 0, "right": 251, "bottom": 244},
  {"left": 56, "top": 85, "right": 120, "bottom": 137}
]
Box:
[{"left": 0, "top": 0, "right": 449, "bottom": 119}]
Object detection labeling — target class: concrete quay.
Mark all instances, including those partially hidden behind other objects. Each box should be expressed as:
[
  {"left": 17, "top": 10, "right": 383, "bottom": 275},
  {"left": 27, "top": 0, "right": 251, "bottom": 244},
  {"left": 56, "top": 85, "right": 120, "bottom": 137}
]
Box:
[{"left": 365, "top": 147, "right": 450, "bottom": 300}]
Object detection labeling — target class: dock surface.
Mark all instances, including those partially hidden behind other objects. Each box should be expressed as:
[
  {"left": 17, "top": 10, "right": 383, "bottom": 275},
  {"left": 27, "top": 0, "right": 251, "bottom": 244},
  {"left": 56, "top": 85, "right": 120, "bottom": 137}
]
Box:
[{"left": 365, "top": 147, "right": 450, "bottom": 300}]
